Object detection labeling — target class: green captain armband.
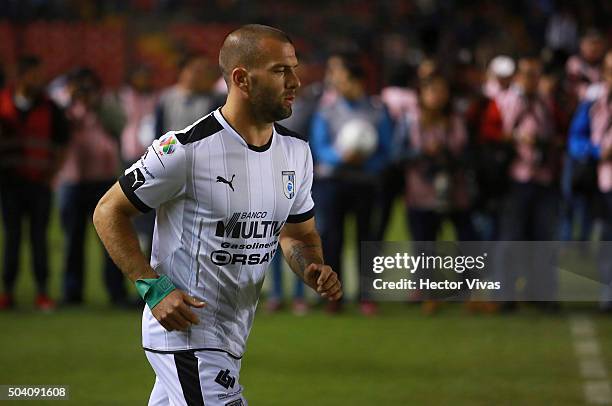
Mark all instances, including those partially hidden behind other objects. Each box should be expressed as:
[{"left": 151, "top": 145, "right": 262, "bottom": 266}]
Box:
[{"left": 135, "top": 275, "right": 176, "bottom": 309}]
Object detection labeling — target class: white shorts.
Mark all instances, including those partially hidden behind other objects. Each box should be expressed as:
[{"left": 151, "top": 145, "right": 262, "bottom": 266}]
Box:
[{"left": 145, "top": 349, "right": 247, "bottom": 406}]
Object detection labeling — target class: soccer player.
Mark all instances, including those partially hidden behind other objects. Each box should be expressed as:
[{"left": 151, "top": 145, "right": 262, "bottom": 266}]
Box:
[{"left": 93, "top": 24, "right": 342, "bottom": 405}]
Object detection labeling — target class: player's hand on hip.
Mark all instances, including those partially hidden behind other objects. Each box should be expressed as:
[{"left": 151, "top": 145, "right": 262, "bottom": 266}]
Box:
[
  {"left": 304, "top": 263, "right": 343, "bottom": 301},
  {"left": 152, "top": 290, "right": 206, "bottom": 332}
]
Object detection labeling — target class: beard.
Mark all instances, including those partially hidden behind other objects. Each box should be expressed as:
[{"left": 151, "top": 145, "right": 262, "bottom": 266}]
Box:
[{"left": 249, "top": 81, "right": 293, "bottom": 123}]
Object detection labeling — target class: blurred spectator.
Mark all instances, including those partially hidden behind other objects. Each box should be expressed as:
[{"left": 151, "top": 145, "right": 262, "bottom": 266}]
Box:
[
  {"left": 417, "top": 58, "right": 438, "bottom": 82},
  {"left": 310, "top": 52, "right": 392, "bottom": 315},
  {"left": 55, "top": 68, "right": 129, "bottom": 306},
  {"left": 462, "top": 57, "right": 510, "bottom": 241},
  {"left": 400, "top": 75, "right": 477, "bottom": 313},
  {"left": 563, "top": 32, "right": 606, "bottom": 256},
  {"left": 155, "top": 54, "right": 224, "bottom": 136},
  {"left": 566, "top": 28, "right": 607, "bottom": 102},
  {"left": 473, "top": 96, "right": 517, "bottom": 242},
  {"left": 119, "top": 66, "right": 159, "bottom": 258},
  {"left": 0, "top": 55, "right": 69, "bottom": 311},
  {"left": 566, "top": 50, "right": 612, "bottom": 311},
  {"left": 494, "top": 55, "right": 561, "bottom": 310},
  {"left": 551, "top": 64, "right": 595, "bottom": 243},
  {"left": 47, "top": 73, "right": 73, "bottom": 109},
  {"left": 377, "top": 65, "right": 418, "bottom": 240},
  {"left": 453, "top": 50, "right": 485, "bottom": 116},
  {"left": 401, "top": 75, "right": 474, "bottom": 238},
  {"left": 119, "top": 66, "right": 158, "bottom": 165},
  {"left": 483, "top": 55, "right": 516, "bottom": 99}
]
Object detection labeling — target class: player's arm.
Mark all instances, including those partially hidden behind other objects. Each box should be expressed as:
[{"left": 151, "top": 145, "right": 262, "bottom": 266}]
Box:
[
  {"left": 93, "top": 183, "right": 159, "bottom": 282},
  {"left": 279, "top": 218, "right": 342, "bottom": 301},
  {"left": 94, "top": 183, "right": 205, "bottom": 332}
]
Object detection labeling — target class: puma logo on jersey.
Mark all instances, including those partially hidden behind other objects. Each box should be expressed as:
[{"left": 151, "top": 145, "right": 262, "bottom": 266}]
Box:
[{"left": 216, "top": 174, "right": 236, "bottom": 192}]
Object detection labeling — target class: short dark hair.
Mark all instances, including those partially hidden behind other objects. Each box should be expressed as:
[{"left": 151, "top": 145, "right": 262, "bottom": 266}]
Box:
[
  {"left": 420, "top": 73, "right": 448, "bottom": 88},
  {"left": 218, "top": 24, "right": 293, "bottom": 86},
  {"left": 331, "top": 52, "right": 366, "bottom": 81},
  {"left": 68, "top": 67, "right": 101, "bottom": 91},
  {"left": 581, "top": 27, "right": 604, "bottom": 41}
]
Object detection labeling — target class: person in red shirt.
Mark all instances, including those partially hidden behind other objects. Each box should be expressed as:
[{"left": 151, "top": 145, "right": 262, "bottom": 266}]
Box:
[
  {"left": 486, "top": 55, "right": 562, "bottom": 311},
  {"left": 0, "top": 56, "right": 68, "bottom": 311}
]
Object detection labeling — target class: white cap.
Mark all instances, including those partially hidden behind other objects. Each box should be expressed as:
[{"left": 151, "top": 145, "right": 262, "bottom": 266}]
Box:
[{"left": 489, "top": 56, "right": 516, "bottom": 78}]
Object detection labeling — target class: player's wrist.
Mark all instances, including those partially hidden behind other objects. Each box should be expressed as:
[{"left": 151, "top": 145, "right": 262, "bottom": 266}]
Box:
[
  {"left": 304, "top": 263, "right": 324, "bottom": 287},
  {"left": 305, "top": 261, "right": 324, "bottom": 271},
  {"left": 135, "top": 275, "right": 176, "bottom": 309}
]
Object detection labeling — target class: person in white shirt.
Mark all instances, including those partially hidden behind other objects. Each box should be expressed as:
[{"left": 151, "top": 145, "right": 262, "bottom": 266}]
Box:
[{"left": 93, "top": 24, "right": 342, "bottom": 406}]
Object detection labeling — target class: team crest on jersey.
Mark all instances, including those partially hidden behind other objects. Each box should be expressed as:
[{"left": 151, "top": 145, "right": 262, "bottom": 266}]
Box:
[
  {"left": 282, "top": 171, "right": 295, "bottom": 199},
  {"left": 158, "top": 135, "right": 177, "bottom": 155}
]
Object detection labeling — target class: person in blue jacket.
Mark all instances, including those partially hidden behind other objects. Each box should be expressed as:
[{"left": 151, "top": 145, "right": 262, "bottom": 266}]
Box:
[
  {"left": 566, "top": 50, "right": 612, "bottom": 311},
  {"left": 310, "top": 51, "right": 392, "bottom": 315}
]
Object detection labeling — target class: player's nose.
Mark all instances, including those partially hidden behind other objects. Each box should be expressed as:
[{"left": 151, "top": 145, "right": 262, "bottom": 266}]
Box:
[{"left": 286, "top": 69, "right": 300, "bottom": 90}]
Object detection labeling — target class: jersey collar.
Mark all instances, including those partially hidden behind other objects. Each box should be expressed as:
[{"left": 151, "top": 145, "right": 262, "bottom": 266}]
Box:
[{"left": 214, "top": 108, "right": 275, "bottom": 153}]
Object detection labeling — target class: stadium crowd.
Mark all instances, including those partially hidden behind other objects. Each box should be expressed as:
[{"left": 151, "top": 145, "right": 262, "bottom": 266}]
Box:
[{"left": 0, "top": 0, "right": 611, "bottom": 315}]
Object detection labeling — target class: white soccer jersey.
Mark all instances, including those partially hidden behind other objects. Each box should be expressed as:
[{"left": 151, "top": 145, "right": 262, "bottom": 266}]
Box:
[{"left": 119, "top": 108, "right": 315, "bottom": 358}]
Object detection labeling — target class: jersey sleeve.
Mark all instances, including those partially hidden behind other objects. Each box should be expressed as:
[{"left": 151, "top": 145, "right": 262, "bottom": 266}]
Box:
[
  {"left": 118, "top": 133, "right": 187, "bottom": 212},
  {"left": 287, "top": 144, "right": 315, "bottom": 223}
]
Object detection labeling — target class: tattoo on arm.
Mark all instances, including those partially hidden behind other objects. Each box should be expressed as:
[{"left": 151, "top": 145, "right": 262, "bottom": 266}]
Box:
[{"left": 287, "top": 242, "right": 322, "bottom": 278}]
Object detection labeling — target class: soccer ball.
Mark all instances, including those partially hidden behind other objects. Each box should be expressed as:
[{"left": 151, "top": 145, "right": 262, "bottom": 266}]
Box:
[{"left": 335, "top": 118, "right": 378, "bottom": 157}]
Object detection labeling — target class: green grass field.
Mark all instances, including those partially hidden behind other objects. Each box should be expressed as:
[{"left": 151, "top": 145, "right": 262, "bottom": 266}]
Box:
[{"left": 0, "top": 201, "right": 611, "bottom": 405}]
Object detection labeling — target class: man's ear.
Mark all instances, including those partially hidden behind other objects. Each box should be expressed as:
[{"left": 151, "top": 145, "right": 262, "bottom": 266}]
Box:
[{"left": 231, "top": 67, "right": 250, "bottom": 94}]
